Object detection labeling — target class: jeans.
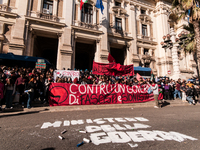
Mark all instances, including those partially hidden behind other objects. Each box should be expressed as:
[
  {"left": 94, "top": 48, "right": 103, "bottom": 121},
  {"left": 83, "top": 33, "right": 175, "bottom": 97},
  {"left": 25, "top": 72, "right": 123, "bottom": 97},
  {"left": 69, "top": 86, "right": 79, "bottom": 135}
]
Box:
[
  {"left": 174, "top": 89, "right": 181, "bottom": 99},
  {"left": 186, "top": 96, "right": 193, "bottom": 104},
  {"left": 5, "top": 90, "right": 14, "bottom": 108},
  {"left": 27, "top": 92, "right": 34, "bottom": 108}
]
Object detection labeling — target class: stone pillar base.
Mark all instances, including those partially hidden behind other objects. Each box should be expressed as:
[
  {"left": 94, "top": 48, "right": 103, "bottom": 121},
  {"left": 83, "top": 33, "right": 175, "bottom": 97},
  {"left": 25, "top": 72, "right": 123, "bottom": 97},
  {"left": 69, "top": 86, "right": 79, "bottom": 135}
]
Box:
[
  {"left": 59, "top": 49, "right": 73, "bottom": 70},
  {"left": 100, "top": 49, "right": 109, "bottom": 63},
  {"left": 8, "top": 43, "right": 25, "bottom": 55}
]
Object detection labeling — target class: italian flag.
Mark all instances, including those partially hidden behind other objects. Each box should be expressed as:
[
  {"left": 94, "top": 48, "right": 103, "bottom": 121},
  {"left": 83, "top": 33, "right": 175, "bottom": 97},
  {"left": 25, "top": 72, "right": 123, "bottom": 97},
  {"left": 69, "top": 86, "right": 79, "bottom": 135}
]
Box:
[{"left": 80, "top": 0, "right": 88, "bottom": 10}]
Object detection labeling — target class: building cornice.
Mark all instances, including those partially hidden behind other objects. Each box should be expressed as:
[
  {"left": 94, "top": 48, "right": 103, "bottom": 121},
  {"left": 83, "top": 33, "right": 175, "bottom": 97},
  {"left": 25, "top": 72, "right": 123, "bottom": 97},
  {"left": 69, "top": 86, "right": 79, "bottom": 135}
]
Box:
[
  {"left": 131, "top": 0, "right": 155, "bottom": 10},
  {"left": 137, "top": 38, "right": 157, "bottom": 46},
  {"left": 25, "top": 16, "right": 66, "bottom": 27},
  {"left": 108, "top": 33, "right": 133, "bottom": 41},
  {"left": 0, "top": 11, "right": 17, "bottom": 17},
  {"left": 72, "top": 25, "right": 103, "bottom": 34}
]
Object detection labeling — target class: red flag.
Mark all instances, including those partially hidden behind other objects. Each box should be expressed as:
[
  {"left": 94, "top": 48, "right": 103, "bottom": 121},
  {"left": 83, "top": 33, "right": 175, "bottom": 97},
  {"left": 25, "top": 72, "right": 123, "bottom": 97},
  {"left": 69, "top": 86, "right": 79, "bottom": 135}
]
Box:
[
  {"left": 107, "top": 53, "right": 115, "bottom": 63},
  {"left": 136, "top": 73, "right": 145, "bottom": 81},
  {"left": 80, "top": 0, "right": 87, "bottom": 10}
]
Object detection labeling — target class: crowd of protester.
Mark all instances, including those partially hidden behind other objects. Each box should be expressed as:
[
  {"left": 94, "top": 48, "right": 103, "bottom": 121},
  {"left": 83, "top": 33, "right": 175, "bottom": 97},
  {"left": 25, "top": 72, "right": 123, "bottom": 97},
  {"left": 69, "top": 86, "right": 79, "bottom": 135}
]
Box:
[{"left": 0, "top": 66, "right": 200, "bottom": 111}]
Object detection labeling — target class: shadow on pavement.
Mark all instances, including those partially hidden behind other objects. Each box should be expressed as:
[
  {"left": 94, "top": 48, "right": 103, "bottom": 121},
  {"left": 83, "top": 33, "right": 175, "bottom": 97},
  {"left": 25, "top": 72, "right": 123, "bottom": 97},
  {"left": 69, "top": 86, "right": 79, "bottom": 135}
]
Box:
[
  {"left": 41, "top": 148, "right": 55, "bottom": 150},
  {"left": 0, "top": 108, "right": 49, "bottom": 118},
  {"left": 161, "top": 101, "right": 170, "bottom": 108}
]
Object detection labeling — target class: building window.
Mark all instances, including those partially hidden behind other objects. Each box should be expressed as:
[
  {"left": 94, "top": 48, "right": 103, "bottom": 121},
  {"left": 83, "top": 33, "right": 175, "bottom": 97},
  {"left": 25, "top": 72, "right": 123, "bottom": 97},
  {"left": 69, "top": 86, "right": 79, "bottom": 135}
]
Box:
[
  {"left": 144, "top": 49, "right": 149, "bottom": 55},
  {"left": 115, "top": 18, "right": 122, "bottom": 31},
  {"left": 43, "top": 0, "right": 53, "bottom": 15},
  {"left": 81, "top": 3, "right": 93, "bottom": 24},
  {"left": 115, "top": 1, "right": 121, "bottom": 6},
  {"left": 142, "top": 24, "right": 148, "bottom": 36},
  {"left": 141, "top": 9, "right": 146, "bottom": 14}
]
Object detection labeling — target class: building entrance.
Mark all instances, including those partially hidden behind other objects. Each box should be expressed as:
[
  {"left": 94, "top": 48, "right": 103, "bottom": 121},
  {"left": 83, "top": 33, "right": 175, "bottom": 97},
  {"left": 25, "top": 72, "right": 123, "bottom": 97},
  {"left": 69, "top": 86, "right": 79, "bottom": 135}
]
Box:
[
  {"left": 75, "top": 42, "right": 95, "bottom": 71},
  {"left": 33, "top": 36, "right": 58, "bottom": 68},
  {"left": 110, "top": 47, "right": 125, "bottom": 65}
]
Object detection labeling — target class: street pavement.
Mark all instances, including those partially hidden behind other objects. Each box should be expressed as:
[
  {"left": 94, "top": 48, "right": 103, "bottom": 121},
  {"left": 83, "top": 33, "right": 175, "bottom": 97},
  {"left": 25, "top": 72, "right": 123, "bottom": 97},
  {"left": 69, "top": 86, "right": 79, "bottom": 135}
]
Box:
[{"left": 0, "top": 101, "right": 200, "bottom": 150}]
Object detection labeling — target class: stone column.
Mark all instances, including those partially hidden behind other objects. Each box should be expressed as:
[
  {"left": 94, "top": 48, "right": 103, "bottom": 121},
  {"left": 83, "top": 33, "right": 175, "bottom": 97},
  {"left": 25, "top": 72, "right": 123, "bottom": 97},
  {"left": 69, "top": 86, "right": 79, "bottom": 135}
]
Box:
[
  {"left": 27, "top": 0, "right": 33, "bottom": 16},
  {"left": 154, "top": 1, "right": 170, "bottom": 76},
  {"left": 3, "top": 0, "right": 9, "bottom": 5},
  {"left": 74, "top": 4, "right": 78, "bottom": 22},
  {"left": 170, "top": 28, "right": 181, "bottom": 80},
  {"left": 78, "top": 3, "right": 81, "bottom": 23},
  {"left": 100, "top": 0, "right": 108, "bottom": 63},
  {"left": 60, "top": 50, "right": 73, "bottom": 70},
  {"left": 141, "top": 47, "right": 144, "bottom": 55},
  {"left": 37, "top": 0, "right": 42, "bottom": 13},
  {"left": 26, "top": 30, "right": 33, "bottom": 56},
  {"left": 122, "top": 17, "right": 125, "bottom": 32},
  {"left": 94, "top": 39, "right": 100, "bottom": 62},
  {"left": 93, "top": 6, "right": 96, "bottom": 25},
  {"left": 149, "top": 49, "right": 152, "bottom": 56},
  {"left": 53, "top": 0, "right": 58, "bottom": 16}
]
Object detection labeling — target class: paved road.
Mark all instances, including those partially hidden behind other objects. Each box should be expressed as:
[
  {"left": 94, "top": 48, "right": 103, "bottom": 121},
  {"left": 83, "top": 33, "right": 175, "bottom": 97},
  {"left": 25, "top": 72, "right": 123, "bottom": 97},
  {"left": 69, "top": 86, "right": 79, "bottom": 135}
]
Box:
[{"left": 0, "top": 105, "right": 200, "bottom": 150}]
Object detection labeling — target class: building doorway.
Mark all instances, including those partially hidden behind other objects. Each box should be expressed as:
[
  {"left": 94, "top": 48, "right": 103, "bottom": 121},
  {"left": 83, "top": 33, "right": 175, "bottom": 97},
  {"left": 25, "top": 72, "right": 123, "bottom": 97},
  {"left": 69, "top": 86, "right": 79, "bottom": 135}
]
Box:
[
  {"left": 75, "top": 42, "right": 95, "bottom": 71},
  {"left": 33, "top": 36, "right": 58, "bottom": 68},
  {"left": 110, "top": 47, "right": 125, "bottom": 65}
]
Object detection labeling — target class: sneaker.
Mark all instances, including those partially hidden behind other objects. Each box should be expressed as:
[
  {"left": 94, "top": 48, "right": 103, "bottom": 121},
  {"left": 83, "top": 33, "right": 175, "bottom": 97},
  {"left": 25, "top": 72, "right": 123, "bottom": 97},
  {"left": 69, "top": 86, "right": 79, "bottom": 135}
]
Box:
[
  {"left": 154, "top": 106, "right": 159, "bottom": 108},
  {"left": 193, "top": 100, "right": 195, "bottom": 105}
]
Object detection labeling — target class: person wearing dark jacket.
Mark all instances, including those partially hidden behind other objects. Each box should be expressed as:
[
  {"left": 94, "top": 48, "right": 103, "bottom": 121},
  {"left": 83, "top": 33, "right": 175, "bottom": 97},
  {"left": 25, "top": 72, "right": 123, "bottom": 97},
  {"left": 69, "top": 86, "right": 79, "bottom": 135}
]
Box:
[
  {"left": 26, "top": 78, "right": 36, "bottom": 109},
  {"left": 186, "top": 85, "right": 196, "bottom": 105},
  {"left": 164, "top": 82, "right": 170, "bottom": 100}
]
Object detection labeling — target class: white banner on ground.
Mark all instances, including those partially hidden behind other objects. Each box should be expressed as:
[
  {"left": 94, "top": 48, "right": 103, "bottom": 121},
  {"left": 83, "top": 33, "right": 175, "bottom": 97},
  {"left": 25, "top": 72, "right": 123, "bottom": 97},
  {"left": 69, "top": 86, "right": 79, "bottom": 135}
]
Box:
[{"left": 53, "top": 70, "right": 79, "bottom": 82}]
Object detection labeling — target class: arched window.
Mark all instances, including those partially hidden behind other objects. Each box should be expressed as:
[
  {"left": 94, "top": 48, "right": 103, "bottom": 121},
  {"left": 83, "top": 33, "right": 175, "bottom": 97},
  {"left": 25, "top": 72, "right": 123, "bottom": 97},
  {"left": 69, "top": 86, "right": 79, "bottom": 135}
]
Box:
[{"left": 81, "top": 3, "right": 93, "bottom": 24}]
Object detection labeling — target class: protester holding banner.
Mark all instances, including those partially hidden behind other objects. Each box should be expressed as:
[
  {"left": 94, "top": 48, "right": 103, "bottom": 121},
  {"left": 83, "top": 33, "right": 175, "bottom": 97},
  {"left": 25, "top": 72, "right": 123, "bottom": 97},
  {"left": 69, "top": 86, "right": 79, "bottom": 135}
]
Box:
[
  {"left": 151, "top": 81, "right": 160, "bottom": 108},
  {"left": 0, "top": 63, "right": 200, "bottom": 110}
]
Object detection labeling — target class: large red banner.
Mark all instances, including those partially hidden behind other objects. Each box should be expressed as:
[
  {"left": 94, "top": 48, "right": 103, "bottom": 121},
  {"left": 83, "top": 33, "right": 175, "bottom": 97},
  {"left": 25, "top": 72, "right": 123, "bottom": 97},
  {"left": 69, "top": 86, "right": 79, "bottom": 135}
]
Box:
[
  {"left": 92, "top": 61, "right": 134, "bottom": 76},
  {"left": 49, "top": 83, "right": 154, "bottom": 106}
]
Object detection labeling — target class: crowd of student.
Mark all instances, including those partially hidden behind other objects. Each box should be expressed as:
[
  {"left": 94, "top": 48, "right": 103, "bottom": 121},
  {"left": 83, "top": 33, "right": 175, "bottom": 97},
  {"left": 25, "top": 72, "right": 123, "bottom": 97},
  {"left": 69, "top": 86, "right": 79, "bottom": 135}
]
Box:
[{"left": 0, "top": 66, "right": 199, "bottom": 111}]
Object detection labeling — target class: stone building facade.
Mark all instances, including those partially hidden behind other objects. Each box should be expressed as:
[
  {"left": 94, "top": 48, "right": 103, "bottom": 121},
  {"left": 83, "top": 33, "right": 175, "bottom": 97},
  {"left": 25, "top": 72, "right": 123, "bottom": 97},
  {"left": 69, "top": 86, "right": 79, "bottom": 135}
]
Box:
[{"left": 0, "top": 0, "right": 198, "bottom": 79}]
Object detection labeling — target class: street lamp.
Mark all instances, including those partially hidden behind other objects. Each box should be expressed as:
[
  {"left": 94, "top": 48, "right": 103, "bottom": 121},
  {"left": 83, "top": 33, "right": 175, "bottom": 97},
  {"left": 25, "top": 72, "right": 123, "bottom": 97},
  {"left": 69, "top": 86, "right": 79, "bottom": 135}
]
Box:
[
  {"left": 160, "top": 34, "right": 173, "bottom": 50},
  {"left": 160, "top": 34, "right": 173, "bottom": 76},
  {"left": 176, "top": 31, "right": 188, "bottom": 50}
]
